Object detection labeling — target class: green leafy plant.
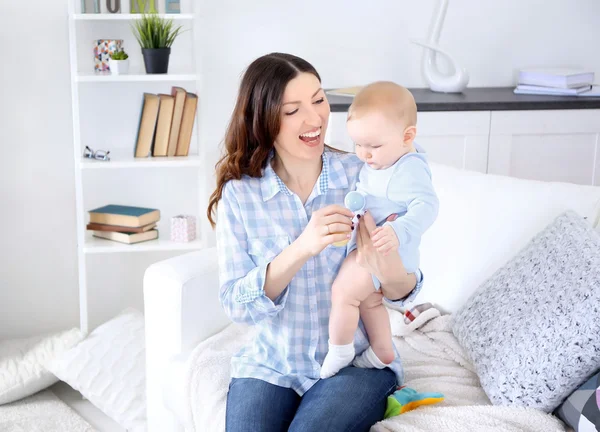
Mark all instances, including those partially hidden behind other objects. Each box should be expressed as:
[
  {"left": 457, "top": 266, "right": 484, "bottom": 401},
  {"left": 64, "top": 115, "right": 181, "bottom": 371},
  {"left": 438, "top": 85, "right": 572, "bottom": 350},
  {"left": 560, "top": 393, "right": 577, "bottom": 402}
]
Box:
[
  {"left": 131, "top": 14, "right": 184, "bottom": 49},
  {"left": 110, "top": 49, "right": 129, "bottom": 60}
]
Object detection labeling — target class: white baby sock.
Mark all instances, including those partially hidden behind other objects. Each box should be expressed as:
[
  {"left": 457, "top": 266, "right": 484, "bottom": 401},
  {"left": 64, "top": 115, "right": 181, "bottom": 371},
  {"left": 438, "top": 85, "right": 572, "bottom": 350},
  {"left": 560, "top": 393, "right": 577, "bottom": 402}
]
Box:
[
  {"left": 320, "top": 341, "right": 355, "bottom": 379},
  {"left": 352, "top": 346, "right": 390, "bottom": 369}
]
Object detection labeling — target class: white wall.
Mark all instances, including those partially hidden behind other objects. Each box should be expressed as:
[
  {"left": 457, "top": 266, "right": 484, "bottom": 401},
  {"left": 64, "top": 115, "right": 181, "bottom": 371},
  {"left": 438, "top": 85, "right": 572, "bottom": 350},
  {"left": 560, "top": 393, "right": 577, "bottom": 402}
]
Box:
[
  {"left": 1, "top": 0, "right": 598, "bottom": 338},
  {"left": 198, "top": 0, "right": 600, "bottom": 165},
  {"left": 0, "top": 1, "right": 79, "bottom": 339}
]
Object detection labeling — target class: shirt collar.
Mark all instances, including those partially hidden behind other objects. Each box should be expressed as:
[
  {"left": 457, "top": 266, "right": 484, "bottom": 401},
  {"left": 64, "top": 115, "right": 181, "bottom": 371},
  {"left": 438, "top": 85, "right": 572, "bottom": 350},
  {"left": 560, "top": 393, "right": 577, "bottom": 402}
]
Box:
[{"left": 260, "top": 150, "right": 348, "bottom": 202}]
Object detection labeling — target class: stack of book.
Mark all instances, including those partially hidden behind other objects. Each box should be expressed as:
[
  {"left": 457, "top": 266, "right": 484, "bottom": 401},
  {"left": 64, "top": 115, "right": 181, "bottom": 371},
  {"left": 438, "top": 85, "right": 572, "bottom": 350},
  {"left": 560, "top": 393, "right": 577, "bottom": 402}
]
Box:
[
  {"left": 87, "top": 204, "right": 160, "bottom": 244},
  {"left": 134, "top": 86, "right": 198, "bottom": 158},
  {"left": 514, "top": 68, "right": 599, "bottom": 97}
]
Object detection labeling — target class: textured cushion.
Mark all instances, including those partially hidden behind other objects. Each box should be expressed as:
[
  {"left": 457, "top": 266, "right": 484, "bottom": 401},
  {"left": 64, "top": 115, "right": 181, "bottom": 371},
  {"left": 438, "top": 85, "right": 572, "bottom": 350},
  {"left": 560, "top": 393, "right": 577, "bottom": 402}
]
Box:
[
  {"left": 45, "top": 308, "right": 146, "bottom": 431},
  {"left": 555, "top": 370, "right": 600, "bottom": 431},
  {"left": 452, "top": 211, "right": 600, "bottom": 412},
  {"left": 0, "top": 329, "right": 83, "bottom": 405},
  {"left": 416, "top": 163, "right": 600, "bottom": 313}
]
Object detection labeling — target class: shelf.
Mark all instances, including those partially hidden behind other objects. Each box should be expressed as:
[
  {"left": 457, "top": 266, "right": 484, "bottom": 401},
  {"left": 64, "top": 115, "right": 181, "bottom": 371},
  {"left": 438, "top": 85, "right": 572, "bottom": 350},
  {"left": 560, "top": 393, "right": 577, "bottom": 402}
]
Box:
[
  {"left": 80, "top": 154, "right": 203, "bottom": 169},
  {"left": 68, "top": 0, "right": 204, "bottom": 334},
  {"left": 76, "top": 72, "right": 198, "bottom": 82},
  {"left": 73, "top": 13, "right": 194, "bottom": 20},
  {"left": 83, "top": 235, "right": 203, "bottom": 254}
]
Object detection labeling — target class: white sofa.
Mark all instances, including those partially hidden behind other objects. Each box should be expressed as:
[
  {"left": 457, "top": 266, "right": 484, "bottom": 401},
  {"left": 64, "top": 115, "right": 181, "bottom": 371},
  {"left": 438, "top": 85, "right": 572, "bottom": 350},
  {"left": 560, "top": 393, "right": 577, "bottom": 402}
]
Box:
[
  {"left": 144, "top": 163, "right": 600, "bottom": 432},
  {"left": 144, "top": 248, "right": 230, "bottom": 432}
]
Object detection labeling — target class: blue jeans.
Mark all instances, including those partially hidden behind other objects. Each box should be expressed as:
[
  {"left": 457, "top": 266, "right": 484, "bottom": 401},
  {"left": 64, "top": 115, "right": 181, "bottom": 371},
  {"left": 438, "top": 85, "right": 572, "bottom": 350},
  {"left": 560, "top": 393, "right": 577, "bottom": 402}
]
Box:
[{"left": 225, "top": 366, "right": 397, "bottom": 432}]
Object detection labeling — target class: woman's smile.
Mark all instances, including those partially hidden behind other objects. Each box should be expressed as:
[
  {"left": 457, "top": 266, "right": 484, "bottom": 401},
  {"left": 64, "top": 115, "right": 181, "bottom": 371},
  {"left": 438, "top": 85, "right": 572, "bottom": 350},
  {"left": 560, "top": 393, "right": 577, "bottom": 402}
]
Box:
[{"left": 299, "top": 127, "right": 322, "bottom": 147}]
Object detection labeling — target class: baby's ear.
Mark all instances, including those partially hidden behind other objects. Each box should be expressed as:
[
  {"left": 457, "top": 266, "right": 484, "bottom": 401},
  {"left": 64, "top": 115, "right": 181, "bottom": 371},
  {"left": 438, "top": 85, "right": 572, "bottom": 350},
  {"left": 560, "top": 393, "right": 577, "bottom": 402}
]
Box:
[{"left": 403, "top": 126, "right": 417, "bottom": 146}]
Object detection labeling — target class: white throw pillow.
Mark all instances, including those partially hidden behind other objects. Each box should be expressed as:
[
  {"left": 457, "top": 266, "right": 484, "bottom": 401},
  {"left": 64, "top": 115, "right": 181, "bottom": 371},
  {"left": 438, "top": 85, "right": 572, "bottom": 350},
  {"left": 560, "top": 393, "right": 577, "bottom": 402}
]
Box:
[
  {"left": 414, "top": 163, "right": 600, "bottom": 313},
  {"left": 0, "top": 328, "right": 83, "bottom": 405},
  {"left": 45, "top": 308, "right": 146, "bottom": 432}
]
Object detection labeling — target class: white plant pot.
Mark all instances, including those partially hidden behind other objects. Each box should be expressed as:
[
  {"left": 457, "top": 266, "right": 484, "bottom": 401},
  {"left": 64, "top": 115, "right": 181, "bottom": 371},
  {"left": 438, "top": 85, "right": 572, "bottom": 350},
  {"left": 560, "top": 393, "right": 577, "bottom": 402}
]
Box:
[{"left": 109, "top": 58, "right": 129, "bottom": 75}]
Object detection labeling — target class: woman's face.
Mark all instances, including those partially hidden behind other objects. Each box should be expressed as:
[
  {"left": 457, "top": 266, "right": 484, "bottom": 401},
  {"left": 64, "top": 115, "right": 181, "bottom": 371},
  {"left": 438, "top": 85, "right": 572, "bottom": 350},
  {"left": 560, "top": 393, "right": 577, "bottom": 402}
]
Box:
[{"left": 274, "top": 72, "right": 330, "bottom": 162}]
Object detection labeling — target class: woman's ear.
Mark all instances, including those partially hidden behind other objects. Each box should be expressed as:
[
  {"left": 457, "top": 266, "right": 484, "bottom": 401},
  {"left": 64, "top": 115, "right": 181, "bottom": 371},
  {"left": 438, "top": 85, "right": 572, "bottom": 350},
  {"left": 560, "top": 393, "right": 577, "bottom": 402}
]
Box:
[{"left": 403, "top": 126, "right": 417, "bottom": 146}]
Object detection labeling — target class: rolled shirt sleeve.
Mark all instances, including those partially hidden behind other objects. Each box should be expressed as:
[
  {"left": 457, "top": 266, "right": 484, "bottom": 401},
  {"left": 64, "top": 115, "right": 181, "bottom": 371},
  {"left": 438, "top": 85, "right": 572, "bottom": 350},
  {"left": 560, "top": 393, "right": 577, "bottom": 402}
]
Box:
[{"left": 216, "top": 182, "right": 289, "bottom": 324}]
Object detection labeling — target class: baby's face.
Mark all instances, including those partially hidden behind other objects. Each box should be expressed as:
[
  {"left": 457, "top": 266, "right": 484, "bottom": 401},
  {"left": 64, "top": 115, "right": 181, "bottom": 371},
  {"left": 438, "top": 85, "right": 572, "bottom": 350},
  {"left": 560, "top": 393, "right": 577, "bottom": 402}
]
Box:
[{"left": 347, "top": 112, "right": 410, "bottom": 170}]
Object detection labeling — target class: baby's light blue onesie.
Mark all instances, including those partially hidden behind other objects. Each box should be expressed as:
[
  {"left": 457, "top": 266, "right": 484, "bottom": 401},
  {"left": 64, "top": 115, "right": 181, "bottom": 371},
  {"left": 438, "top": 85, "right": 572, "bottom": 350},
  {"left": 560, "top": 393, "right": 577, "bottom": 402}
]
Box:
[{"left": 347, "top": 143, "right": 439, "bottom": 290}]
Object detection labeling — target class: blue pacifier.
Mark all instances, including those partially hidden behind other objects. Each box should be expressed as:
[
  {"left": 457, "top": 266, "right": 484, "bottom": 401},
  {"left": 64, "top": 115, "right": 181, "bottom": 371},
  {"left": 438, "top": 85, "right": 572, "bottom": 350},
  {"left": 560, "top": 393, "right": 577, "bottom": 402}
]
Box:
[
  {"left": 344, "top": 191, "right": 366, "bottom": 214},
  {"left": 332, "top": 191, "right": 366, "bottom": 248}
]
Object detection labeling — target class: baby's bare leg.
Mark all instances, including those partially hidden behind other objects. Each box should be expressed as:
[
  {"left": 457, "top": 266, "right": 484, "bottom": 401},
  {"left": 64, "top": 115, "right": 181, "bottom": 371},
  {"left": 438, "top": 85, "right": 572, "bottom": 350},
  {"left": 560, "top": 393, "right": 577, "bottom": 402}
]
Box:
[
  {"left": 321, "top": 250, "right": 376, "bottom": 379},
  {"left": 358, "top": 292, "right": 395, "bottom": 365},
  {"left": 329, "top": 250, "right": 376, "bottom": 345}
]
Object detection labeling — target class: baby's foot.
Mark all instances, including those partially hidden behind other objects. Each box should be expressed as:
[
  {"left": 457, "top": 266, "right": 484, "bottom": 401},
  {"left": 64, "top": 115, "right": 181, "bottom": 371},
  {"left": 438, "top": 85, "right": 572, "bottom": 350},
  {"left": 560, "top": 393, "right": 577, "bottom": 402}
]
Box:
[
  {"left": 353, "top": 346, "right": 392, "bottom": 369},
  {"left": 320, "top": 342, "right": 355, "bottom": 379}
]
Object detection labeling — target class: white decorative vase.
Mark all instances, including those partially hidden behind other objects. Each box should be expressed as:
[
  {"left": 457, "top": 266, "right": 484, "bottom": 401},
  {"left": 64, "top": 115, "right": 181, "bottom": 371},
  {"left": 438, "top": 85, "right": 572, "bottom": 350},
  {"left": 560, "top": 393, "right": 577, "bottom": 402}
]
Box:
[
  {"left": 108, "top": 58, "right": 129, "bottom": 75},
  {"left": 411, "top": 0, "right": 469, "bottom": 93}
]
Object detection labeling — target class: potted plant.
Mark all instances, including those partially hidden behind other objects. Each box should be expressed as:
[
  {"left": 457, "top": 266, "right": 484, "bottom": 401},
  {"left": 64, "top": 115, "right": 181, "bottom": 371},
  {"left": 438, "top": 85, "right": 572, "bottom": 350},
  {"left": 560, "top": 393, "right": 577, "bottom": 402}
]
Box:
[
  {"left": 108, "top": 48, "right": 129, "bottom": 75},
  {"left": 131, "top": 13, "right": 184, "bottom": 74}
]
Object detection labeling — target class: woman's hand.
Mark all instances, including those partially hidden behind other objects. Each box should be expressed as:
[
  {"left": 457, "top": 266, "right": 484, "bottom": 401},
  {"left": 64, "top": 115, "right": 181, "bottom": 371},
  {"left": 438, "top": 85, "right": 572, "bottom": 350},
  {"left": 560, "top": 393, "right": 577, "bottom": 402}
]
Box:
[
  {"left": 355, "top": 212, "right": 416, "bottom": 300},
  {"left": 296, "top": 205, "right": 354, "bottom": 257},
  {"left": 355, "top": 211, "right": 388, "bottom": 279}
]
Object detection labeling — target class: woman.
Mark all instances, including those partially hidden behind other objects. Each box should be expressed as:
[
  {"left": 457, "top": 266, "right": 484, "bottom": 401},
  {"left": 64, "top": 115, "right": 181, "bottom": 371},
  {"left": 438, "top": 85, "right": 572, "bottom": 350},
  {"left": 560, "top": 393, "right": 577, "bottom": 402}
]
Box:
[{"left": 207, "top": 52, "right": 422, "bottom": 432}]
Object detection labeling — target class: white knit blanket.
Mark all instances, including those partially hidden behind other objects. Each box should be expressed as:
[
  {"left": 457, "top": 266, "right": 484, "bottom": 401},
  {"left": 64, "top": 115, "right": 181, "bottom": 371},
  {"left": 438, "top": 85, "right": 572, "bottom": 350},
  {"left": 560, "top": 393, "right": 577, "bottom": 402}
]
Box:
[
  {"left": 185, "top": 308, "right": 567, "bottom": 432},
  {"left": 375, "top": 308, "right": 566, "bottom": 432}
]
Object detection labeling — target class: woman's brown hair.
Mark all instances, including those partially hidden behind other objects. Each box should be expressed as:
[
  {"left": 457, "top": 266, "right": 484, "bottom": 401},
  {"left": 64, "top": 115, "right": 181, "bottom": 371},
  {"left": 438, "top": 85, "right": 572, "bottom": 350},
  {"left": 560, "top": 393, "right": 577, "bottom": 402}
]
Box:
[{"left": 207, "top": 53, "right": 321, "bottom": 227}]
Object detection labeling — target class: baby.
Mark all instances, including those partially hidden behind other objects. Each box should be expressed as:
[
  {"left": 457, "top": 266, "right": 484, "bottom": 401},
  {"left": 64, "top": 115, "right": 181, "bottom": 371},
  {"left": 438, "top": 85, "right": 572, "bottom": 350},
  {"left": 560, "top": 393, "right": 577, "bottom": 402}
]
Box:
[{"left": 320, "top": 81, "right": 439, "bottom": 378}]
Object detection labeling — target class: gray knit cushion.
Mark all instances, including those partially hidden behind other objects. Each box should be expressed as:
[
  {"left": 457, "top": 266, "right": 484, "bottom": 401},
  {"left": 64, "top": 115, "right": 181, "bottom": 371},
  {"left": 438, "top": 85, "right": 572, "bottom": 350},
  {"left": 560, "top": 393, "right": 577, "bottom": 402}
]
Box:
[{"left": 452, "top": 211, "right": 600, "bottom": 413}]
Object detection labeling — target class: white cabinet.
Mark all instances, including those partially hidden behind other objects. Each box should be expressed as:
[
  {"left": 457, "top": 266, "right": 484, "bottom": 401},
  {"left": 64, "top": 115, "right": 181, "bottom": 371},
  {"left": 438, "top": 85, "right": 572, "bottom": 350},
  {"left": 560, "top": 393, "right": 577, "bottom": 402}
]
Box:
[
  {"left": 325, "top": 112, "right": 354, "bottom": 152},
  {"left": 327, "top": 111, "right": 490, "bottom": 173},
  {"left": 488, "top": 109, "right": 600, "bottom": 186},
  {"left": 414, "top": 111, "right": 490, "bottom": 173},
  {"left": 327, "top": 109, "right": 600, "bottom": 186}
]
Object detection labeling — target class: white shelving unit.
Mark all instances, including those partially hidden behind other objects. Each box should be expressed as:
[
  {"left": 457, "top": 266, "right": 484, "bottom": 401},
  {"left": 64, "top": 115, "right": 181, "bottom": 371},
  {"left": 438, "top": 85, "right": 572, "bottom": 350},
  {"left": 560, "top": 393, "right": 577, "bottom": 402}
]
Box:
[
  {"left": 67, "top": 0, "right": 207, "bottom": 334},
  {"left": 79, "top": 154, "right": 204, "bottom": 169},
  {"left": 83, "top": 234, "right": 203, "bottom": 254},
  {"left": 75, "top": 72, "right": 198, "bottom": 82},
  {"left": 73, "top": 13, "right": 194, "bottom": 20}
]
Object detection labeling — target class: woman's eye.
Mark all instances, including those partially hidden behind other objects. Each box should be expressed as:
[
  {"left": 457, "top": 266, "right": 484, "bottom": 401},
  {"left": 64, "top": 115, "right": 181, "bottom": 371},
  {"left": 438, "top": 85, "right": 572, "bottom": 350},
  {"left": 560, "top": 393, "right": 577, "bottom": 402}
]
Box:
[
  {"left": 355, "top": 143, "right": 361, "bottom": 147},
  {"left": 285, "top": 109, "right": 299, "bottom": 116},
  {"left": 314, "top": 98, "right": 325, "bottom": 104}
]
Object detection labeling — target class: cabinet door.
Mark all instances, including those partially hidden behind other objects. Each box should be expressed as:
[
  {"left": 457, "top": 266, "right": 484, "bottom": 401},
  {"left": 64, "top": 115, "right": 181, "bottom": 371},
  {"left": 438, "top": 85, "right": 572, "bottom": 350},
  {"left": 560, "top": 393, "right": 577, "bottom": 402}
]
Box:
[
  {"left": 488, "top": 110, "right": 600, "bottom": 185},
  {"left": 417, "top": 111, "right": 490, "bottom": 173},
  {"left": 325, "top": 112, "right": 354, "bottom": 152},
  {"left": 326, "top": 111, "right": 490, "bottom": 173}
]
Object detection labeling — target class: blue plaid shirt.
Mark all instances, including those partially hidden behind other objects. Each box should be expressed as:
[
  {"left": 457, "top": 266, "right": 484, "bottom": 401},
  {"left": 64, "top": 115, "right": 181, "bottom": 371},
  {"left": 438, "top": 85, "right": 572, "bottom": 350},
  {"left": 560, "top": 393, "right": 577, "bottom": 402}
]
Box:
[{"left": 216, "top": 150, "right": 422, "bottom": 395}]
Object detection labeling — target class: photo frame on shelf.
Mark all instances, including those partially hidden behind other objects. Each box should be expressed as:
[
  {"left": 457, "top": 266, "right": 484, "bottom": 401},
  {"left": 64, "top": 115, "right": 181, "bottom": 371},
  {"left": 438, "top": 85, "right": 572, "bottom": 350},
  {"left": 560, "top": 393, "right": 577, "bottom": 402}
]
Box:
[{"left": 94, "top": 40, "right": 123, "bottom": 72}]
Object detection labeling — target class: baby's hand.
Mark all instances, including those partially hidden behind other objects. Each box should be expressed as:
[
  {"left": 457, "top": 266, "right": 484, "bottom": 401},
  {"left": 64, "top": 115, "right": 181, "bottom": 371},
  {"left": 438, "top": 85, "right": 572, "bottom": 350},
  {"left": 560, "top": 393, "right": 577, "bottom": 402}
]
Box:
[{"left": 371, "top": 224, "right": 399, "bottom": 256}]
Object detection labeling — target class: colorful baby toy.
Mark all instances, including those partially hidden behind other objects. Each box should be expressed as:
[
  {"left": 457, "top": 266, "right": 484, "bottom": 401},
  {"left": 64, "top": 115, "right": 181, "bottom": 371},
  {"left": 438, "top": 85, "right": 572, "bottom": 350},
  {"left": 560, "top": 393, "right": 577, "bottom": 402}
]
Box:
[{"left": 384, "top": 386, "right": 445, "bottom": 419}]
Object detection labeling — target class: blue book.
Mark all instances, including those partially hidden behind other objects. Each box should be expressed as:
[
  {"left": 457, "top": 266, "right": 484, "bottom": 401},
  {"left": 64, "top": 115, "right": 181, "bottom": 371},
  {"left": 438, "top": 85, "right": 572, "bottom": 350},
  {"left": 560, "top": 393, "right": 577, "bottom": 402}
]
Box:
[{"left": 89, "top": 204, "right": 160, "bottom": 228}]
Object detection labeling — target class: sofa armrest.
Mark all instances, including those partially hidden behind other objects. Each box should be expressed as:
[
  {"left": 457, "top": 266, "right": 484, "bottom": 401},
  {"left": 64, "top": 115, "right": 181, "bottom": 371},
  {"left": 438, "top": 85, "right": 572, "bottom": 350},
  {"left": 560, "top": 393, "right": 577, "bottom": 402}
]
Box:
[{"left": 144, "top": 247, "right": 230, "bottom": 432}]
